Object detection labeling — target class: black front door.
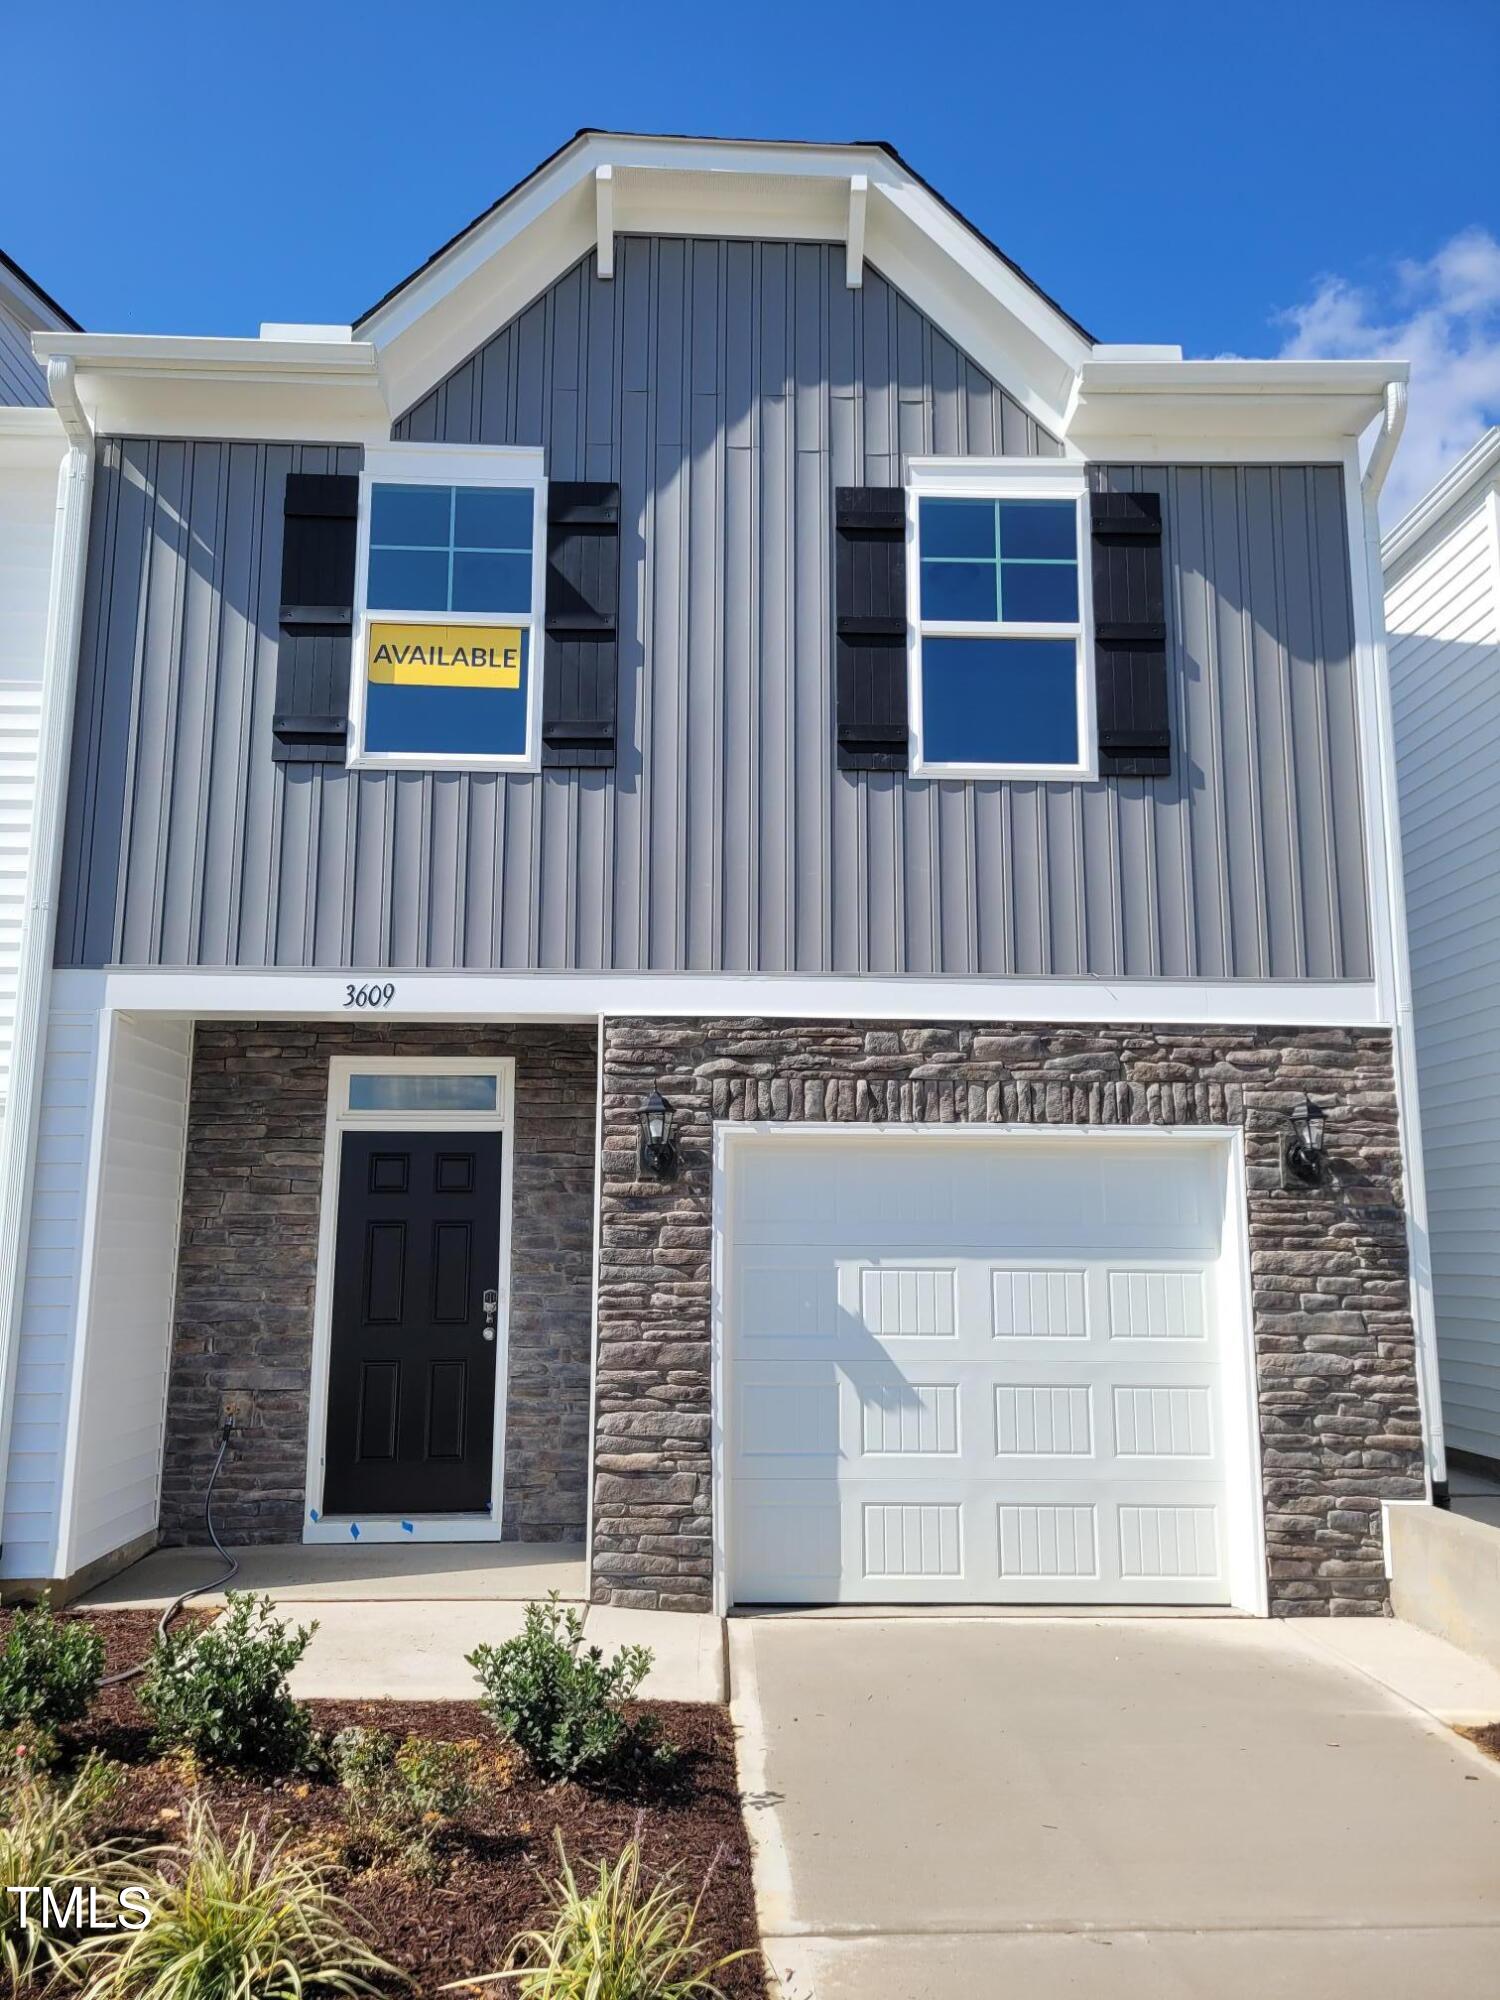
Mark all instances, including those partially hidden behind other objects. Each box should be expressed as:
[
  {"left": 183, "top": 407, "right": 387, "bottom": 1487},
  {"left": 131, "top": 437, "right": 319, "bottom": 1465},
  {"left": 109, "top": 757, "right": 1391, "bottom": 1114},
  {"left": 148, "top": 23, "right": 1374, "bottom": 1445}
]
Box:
[{"left": 323, "top": 1129, "right": 503, "bottom": 1517}]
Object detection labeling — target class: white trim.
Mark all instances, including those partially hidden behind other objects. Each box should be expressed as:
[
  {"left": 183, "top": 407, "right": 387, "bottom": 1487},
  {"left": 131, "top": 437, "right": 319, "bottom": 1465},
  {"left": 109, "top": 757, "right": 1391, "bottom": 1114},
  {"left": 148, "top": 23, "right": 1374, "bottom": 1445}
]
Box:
[
  {"left": 905, "top": 460, "right": 1095, "bottom": 781},
  {"left": 52, "top": 1010, "right": 118, "bottom": 1579},
  {"left": 352, "top": 135, "right": 1092, "bottom": 430},
  {"left": 1066, "top": 358, "right": 1407, "bottom": 454},
  {"left": 1344, "top": 443, "right": 1446, "bottom": 1491},
  {"left": 301, "top": 1055, "right": 517, "bottom": 1544},
  {"left": 0, "top": 426, "right": 94, "bottom": 1572},
  {"left": 348, "top": 443, "right": 548, "bottom": 774},
  {"left": 845, "top": 175, "right": 867, "bottom": 289},
  {"left": 1381, "top": 425, "right": 1500, "bottom": 574},
  {"left": 595, "top": 166, "right": 615, "bottom": 281},
  {"left": 709, "top": 1121, "right": 1267, "bottom": 1618},
  {"left": 48, "top": 966, "right": 1393, "bottom": 1030}
]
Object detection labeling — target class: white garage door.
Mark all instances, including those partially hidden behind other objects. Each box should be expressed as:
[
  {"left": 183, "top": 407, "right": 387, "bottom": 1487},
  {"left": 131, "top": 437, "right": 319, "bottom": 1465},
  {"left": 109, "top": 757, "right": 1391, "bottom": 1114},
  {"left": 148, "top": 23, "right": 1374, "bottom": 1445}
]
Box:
[{"left": 725, "top": 1132, "right": 1249, "bottom": 1607}]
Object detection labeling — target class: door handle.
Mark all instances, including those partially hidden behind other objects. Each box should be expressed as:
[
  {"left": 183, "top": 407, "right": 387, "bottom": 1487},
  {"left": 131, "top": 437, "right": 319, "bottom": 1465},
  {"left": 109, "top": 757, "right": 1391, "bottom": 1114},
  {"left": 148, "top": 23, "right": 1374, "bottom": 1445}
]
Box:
[{"left": 482, "top": 1288, "right": 499, "bottom": 1342}]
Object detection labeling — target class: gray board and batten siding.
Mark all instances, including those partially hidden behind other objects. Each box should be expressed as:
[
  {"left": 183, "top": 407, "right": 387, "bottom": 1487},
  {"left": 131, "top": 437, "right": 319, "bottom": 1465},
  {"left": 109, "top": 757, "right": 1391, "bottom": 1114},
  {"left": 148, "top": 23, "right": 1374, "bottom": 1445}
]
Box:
[
  {"left": 0, "top": 296, "right": 49, "bottom": 406},
  {"left": 57, "top": 238, "right": 1371, "bottom": 980}
]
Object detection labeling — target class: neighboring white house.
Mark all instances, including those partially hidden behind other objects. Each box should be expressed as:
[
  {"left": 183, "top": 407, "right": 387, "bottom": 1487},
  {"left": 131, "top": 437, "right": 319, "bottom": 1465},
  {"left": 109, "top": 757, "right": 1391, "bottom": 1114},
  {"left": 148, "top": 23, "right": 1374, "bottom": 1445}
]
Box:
[
  {"left": 0, "top": 253, "right": 79, "bottom": 1120},
  {"left": 1386, "top": 427, "right": 1500, "bottom": 1476}
]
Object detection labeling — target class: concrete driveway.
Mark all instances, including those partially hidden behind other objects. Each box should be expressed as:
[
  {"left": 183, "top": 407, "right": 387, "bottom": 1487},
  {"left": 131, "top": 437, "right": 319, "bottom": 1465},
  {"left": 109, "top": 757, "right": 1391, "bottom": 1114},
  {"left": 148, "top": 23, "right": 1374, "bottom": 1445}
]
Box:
[{"left": 730, "top": 1616, "right": 1500, "bottom": 1999}]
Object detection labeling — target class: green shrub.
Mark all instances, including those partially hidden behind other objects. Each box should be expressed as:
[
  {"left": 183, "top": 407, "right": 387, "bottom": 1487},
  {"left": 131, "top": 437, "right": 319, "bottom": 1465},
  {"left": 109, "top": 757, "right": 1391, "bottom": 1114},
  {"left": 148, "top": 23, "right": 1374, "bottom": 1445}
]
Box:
[
  {"left": 331, "top": 1725, "right": 484, "bottom": 1871},
  {"left": 139, "top": 1591, "right": 317, "bottom": 1773},
  {"left": 467, "top": 1594, "right": 657, "bottom": 1784},
  {"left": 0, "top": 1752, "right": 128, "bottom": 1988},
  {"left": 454, "top": 1832, "right": 752, "bottom": 1998},
  {"left": 67, "top": 1799, "right": 393, "bottom": 1999},
  {"left": 0, "top": 1596, "right": 105, "bottom": 1733}
]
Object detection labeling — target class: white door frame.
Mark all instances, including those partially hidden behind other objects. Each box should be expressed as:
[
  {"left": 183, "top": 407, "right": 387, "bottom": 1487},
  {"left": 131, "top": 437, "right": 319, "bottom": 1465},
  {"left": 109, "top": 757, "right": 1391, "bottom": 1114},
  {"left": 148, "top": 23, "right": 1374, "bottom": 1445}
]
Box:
[
  {"left": 710, "top": 1121, "right": 1268, "bottom": 1617},
  {"left": 302, "top": 1055, "right": 517, "bottom": 1545}
]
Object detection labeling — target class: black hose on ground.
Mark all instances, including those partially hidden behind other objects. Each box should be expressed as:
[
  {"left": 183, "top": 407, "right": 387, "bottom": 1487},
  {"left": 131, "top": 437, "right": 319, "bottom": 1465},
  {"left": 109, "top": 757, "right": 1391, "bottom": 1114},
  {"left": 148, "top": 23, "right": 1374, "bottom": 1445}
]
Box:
[{"left": 98, "top": 1421, "right": 240, "bottom": 1688}]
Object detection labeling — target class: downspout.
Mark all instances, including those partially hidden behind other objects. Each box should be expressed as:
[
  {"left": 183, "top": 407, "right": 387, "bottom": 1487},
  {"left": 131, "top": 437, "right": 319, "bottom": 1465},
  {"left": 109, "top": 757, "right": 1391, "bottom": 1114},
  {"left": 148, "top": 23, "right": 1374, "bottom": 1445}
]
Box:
[
  {"left": 1358, "top": 380, "right": 1449, "bottom": 1502},
  {"left": 0, "top": 357, "right": 96, "bottom": 1571}
]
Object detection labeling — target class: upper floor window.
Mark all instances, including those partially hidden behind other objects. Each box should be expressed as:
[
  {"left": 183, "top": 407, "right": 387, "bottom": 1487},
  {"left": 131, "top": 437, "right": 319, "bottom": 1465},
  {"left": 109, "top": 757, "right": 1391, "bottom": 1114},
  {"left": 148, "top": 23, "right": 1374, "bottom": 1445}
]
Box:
[
  {"left": 908, "top": 462, "right": 1093, "bottom": 779},
  {"left": 351, "top": 445, "right": 547, "bottom": 770}
]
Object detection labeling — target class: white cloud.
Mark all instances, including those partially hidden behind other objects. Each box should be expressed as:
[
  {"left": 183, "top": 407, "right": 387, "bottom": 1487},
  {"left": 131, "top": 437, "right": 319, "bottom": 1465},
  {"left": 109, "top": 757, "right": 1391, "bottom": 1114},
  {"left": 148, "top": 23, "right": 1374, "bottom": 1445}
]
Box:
[{"left": 1275, "top": 228, "right": 1500, "bottom": 521}]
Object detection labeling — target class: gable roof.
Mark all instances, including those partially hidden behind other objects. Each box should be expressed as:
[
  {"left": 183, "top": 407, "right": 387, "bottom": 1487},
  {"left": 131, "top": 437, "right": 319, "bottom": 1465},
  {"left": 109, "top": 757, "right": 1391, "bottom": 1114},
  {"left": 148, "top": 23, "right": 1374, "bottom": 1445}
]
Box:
[{"left": 354, "top": 128, "right": 1093, "bottom": 346}]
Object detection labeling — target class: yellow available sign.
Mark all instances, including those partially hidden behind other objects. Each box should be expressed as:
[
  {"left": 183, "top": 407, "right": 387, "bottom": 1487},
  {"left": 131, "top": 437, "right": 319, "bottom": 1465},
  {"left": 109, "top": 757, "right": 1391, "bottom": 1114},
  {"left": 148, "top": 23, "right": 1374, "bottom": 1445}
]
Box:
[{"left": 367, "top": 622, "right": 523, "bottom": 689}]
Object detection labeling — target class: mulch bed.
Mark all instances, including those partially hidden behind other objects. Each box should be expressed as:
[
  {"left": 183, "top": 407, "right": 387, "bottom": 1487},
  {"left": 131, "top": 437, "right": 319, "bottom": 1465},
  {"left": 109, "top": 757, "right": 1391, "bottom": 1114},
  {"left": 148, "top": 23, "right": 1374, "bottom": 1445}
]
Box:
[{"left": 5, "top": 1607, "right": 767, "bottom": 1996}]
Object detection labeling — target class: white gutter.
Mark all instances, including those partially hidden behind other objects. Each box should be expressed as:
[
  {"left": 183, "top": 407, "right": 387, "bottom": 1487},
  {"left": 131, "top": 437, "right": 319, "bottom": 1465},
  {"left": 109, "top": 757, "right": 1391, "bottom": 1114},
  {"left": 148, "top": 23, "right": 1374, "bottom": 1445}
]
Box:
[
  {"left": 0, "top": 356, "right": 96, "bottom": 1569},
  {"left": 1357, "top": 382, "right": 1448, "bottom": 1495}
]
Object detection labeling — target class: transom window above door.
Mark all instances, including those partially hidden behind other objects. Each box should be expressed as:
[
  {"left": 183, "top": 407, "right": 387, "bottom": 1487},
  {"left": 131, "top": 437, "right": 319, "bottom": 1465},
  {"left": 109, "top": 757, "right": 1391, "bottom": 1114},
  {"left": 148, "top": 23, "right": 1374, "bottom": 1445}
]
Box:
[{"left": 908, "top": 463, "right": 1094, "bottom": 780}]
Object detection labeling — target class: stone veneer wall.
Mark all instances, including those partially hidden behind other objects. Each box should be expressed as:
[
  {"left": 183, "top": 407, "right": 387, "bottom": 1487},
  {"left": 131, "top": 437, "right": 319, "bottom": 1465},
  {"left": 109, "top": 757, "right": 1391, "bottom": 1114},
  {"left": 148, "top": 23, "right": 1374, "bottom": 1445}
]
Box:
[
  {"left": 593, "top": 1018, "right": 1426, "bottom": 1615},
  {"left": 161, "top": 1023, "right": 597, "bottom": 1545}
]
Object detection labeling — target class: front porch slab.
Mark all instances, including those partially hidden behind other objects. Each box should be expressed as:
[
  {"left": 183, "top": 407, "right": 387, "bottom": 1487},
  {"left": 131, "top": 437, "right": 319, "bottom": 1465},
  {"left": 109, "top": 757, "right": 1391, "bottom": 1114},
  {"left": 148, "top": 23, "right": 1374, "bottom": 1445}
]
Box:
[
  {"left": 76, "top": 1540, "right": 588, "bottom": 1607},
  {"left": 75, "top": 1543, "right": 728, "bottom": 1701}
]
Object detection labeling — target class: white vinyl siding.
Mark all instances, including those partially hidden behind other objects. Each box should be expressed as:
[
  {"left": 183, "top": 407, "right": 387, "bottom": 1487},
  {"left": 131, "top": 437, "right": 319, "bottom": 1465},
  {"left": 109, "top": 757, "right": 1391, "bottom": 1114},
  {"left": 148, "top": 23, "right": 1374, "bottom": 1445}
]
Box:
[
  {"left": 1388, "top": 486, "right": 1500, "bottom": 1465},
  {"left": 64, "top": 1015, "right": 192, "bottom": 1575},
  {"left": 0, "top": 1012, "right": 101, "bottom": 1580},
  {"left": 0, "top": 454, "right": 56, "bottom": 1113},
  {"left": 0, "top": 1013, "right": 192, "bottom": 1583}
]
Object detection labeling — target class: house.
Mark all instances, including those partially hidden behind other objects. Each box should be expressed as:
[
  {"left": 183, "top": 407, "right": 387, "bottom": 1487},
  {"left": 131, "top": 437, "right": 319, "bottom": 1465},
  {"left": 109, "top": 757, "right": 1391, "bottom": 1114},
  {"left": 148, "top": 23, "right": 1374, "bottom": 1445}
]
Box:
[
  {"left": 1386, "top": 429, "right": 1500, "bottom": 1479},
  {"left": 0, "top": 132, "right": 1442, "bottom": 1616},
  {"left": 0, "top": 250, "right": 81, "bottom": 1125}
]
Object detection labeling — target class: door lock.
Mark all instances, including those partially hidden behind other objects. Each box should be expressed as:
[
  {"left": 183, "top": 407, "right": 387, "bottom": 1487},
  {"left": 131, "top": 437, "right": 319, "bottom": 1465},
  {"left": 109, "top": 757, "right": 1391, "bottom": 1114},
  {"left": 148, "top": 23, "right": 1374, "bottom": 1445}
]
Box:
[{"left": 482, "top": 1288, "right": 499, "bottom": 1341}]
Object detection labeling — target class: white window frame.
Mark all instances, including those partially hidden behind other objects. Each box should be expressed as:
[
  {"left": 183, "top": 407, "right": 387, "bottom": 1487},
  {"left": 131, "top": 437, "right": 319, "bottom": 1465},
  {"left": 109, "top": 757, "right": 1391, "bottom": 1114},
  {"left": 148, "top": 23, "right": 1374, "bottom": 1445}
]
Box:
[
  {"left": 906, "top": 457, "right": 1096, "bottom": 781},
  {"left": 302, "top": 1055, "right": 517, "bottom": 1544},
  {"left": 348, "top": 442, "right": 549, "bottom": 773}
]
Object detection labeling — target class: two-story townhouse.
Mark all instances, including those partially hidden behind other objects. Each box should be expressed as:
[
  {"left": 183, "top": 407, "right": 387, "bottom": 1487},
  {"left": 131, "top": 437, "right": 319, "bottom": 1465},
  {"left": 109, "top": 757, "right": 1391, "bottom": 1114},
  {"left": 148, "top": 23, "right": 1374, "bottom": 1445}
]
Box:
[
  {"left": 0, "top": 251, "right": 81, "bottom": 1125},
  {"left": 0, "top": 133, "right": 1442, "bottom": 1618}
]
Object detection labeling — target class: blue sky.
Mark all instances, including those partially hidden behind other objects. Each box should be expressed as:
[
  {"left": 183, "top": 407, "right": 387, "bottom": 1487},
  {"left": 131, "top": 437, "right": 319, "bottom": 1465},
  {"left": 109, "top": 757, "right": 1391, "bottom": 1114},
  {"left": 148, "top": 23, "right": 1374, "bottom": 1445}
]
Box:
[{"left": 4, "top": 0, "right": 1496, "bottom": 514}]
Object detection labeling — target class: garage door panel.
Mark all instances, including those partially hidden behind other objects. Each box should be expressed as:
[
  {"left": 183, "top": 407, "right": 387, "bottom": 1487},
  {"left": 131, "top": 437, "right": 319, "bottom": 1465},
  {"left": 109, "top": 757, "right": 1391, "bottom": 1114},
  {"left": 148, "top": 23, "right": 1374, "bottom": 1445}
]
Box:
[{"left": 726, "top": 1137, "right": 1241, "bottom": 1608}]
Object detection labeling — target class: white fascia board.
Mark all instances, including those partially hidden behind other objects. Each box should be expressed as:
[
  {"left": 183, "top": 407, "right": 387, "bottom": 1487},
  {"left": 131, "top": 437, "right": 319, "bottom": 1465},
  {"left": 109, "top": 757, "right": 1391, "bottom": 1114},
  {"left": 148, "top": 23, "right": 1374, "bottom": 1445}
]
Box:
[
  {"left": 51, "top": 967, "right": 1390, "bottom": 1030},
  {"left": 1381, "top": 424, "right": 1500, "bottom": 574},
  {"left": 862, "top": 197, "right": 1079, "bottom": 439},
  {"left": 1068, "top": 358, "right": 1408, "bottom": 451},
  {"left": 32, "top": 331, "right": 378, "bottom": 379},
  {"left": 363, "top": 132, "right": 1089, "bottom": 440},
  {"left": 27, "top": 333, "right": 388, "bottom": 445}
]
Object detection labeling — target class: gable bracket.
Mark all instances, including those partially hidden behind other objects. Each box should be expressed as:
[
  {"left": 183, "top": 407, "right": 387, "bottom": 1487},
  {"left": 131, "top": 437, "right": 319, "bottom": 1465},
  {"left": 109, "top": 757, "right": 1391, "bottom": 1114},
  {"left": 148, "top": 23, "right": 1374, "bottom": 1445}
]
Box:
[
  {"left": 846, "top": 173, "right": 867, "bottom": 289},
  {"left": 596, "top": 164, "right": 614, "bottom": 281}
]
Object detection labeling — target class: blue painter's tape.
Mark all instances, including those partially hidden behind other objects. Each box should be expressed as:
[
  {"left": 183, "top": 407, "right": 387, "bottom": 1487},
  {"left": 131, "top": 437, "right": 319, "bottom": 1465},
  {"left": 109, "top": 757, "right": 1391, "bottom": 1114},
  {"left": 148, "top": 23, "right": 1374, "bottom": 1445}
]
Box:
[
  {"left": 309, "top": 1509, "right": 320, "bottom": 1523},
  {"left": 350, "top": 1522, "right": 361, "bottom": 1541},
  {"left": 401, "top": 1521, "right": 415, "bottom": 1534}
]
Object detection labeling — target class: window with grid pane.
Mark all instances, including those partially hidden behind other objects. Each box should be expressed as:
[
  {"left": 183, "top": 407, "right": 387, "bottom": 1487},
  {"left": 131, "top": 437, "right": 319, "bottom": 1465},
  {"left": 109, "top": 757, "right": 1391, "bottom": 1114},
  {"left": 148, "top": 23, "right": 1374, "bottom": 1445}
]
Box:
[{"left": 914, "top": 493, "right": 1086, "bottom": 773}]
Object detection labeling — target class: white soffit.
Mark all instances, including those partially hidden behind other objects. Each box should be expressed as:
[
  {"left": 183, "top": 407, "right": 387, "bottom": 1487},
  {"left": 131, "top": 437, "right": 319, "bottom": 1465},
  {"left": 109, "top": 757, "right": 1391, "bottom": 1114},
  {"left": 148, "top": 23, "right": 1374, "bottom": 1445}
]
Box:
[
  {"left": 27, "top": 332, "right": 387, "bottom": 443},
  {"left": 1066, "top": 358, "right": 1409, "bottom": 451}
]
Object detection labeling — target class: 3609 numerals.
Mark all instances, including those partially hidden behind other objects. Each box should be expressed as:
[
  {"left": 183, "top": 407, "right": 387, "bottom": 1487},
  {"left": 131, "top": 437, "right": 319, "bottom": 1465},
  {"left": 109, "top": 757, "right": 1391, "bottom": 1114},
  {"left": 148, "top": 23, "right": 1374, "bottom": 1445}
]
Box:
[{"left": 344, "top": 981, "right": 396, "bottom": 1009}]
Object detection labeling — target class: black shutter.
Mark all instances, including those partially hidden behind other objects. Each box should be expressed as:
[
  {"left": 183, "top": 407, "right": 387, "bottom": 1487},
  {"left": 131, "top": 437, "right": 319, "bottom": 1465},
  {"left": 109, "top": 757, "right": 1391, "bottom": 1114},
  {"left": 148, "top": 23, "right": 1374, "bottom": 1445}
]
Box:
[
  {"left": 834, "top": 487, "right": 908, "bottom": 771},
  {"left": 543, "top": 482, "right": 620, "bottom": 768},
  {"left": 1091, "top": 489, "right": 1170, "bottom": 778},
  {"left": 272, "top": 471, "right": 358, "bottom": 764}
]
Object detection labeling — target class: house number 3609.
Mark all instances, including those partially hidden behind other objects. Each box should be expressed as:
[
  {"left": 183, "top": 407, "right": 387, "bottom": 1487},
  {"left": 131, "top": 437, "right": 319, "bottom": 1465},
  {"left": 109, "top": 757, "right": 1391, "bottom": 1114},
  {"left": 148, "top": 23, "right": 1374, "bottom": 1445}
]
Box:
[{"left": 344, "top": 982, "right": 396, "bottom": 1009}]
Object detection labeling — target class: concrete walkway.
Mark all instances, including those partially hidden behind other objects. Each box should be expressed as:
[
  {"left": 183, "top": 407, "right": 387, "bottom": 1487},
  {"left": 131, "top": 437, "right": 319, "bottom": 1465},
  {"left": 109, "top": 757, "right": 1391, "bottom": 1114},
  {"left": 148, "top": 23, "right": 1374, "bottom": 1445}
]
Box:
[
  {"left": 730, "top": 1615, "right": 1500, "bottom": 1999},
  {"left": 76, "top": 1546, "right": 725, "bottom": 1702}
]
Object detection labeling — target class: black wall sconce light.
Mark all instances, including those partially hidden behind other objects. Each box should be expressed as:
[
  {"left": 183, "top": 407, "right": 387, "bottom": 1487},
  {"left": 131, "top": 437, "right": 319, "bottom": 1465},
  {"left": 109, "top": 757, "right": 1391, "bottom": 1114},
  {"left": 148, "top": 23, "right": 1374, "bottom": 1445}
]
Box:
[
  {"left": 637, "top": 1090, "right": 678, "bottom": 1180},
  {"left": 1281, "top": 1095, "right": 1328, "bottom": 1190}
]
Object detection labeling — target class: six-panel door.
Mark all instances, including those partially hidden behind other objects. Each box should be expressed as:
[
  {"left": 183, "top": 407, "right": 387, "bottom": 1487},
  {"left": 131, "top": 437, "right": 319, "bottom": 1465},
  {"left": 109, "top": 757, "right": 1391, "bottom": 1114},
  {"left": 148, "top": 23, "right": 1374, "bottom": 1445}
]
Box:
[
  {"left": 727, "top": 1134, "right": 1237, "bottom": 1606},
  {"left": 323, "top": 1130, "right": 503, "bottom": 1516}
]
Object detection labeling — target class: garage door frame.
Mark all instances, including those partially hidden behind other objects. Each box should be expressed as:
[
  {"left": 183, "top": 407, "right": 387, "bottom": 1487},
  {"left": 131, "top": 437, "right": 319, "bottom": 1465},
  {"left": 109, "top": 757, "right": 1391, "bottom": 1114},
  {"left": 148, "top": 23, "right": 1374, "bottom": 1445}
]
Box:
[{"left": 711, "top": 1122, "right": 1267, "bottom": 1617}]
